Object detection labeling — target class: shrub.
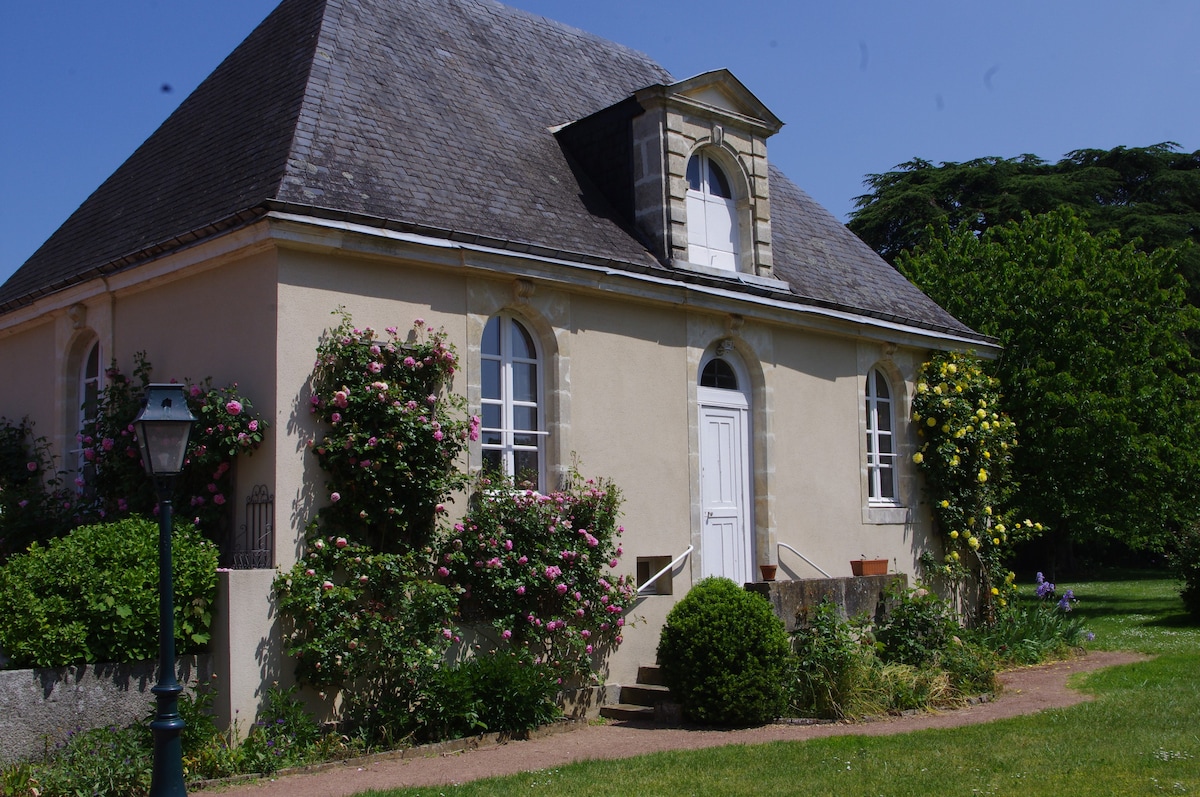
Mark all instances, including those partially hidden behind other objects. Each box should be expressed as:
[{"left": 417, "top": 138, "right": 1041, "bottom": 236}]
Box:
[
  {"left": 421, "top": 649, "right": 561, "bottom": 742},
  {"left": 1167, "top": 523, "right": 1200, "bottom": 619},
  {"left": 656, "top": 577, "right": 790, "bottom": 727},
  {"left": 33, "top": 722, "right": 152, "bottom": 797},
  {"left": 0, "top": 516, "right": 218, "bottom": 668},
  {"left": 875, "top": 583, "right": 958, "bottom": 667}
]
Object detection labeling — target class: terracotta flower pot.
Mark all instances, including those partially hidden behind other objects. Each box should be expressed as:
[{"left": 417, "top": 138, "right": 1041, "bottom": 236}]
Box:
[
  {"left": 851, "top": 559, "right": 888, "bottom": 576},
  {"left": 759, "top": 564, "right": 777, "bottom": 582}
]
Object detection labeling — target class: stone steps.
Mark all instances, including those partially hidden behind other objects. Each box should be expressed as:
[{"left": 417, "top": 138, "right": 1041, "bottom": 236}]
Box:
[{"left": 599, "top": 665, "right": 679, "bottom": 724}]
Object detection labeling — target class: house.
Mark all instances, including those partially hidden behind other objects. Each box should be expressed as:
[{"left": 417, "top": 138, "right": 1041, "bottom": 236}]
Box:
[{"left": 0, "top": 0, "right": 995, "bottom": 726}]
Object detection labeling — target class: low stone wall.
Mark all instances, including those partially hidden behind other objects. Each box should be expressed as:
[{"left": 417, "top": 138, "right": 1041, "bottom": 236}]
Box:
[
  {"left": 0, "top": 655, "right": 211, "bottom": 765},
  {"left": 746, "top": 575, "right": 906, "bottom": 632}
]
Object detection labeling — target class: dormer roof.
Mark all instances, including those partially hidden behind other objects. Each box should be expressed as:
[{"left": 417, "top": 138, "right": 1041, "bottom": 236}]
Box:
[{"left": 635, "top": 69, "right": 784, "bottom": 138}]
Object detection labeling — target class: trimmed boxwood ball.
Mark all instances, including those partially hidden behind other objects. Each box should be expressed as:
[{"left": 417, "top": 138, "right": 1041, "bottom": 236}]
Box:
[{"left": 656, "top": 576, "right": 790, "bottom": 726}]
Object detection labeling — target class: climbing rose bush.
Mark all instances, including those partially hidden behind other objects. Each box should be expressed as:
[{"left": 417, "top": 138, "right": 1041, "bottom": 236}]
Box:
[
  {"left": 910, "top": 351, "right": 1044, "bottom": 621},
  {"left": 308, "top": 310, "right": 475, "bottom": 551},
  {"left": 437, "top": 471, "right": 632, "bottom": 683},
  {"left": 0, "top": 417, "right": 70, "bottom": 560},
  {"left": 70, "top": 353, "right": 267, "bottom": 539},
  {"left": 274, "top": 527, "right": 459, "bottom": 743}
]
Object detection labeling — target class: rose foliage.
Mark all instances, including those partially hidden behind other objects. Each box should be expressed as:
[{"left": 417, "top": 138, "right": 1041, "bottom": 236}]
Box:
[
  {"left": 307, "top": 311, "right": 473, "bottom": 552},
  {"left": 277, "top": 311, "right": 628, "bottom": 744},
  {"left": 439, "top": 471, "right": 634, "bottom": 683},
  {"left": 0, "top": 417, "right": 71, "bottom": 561},
  {"left": 911, "top": 351, "right": 1044, "bottom": 622},
  {"left": 76, "top": 352, "right": 268, "bottom": 539}
]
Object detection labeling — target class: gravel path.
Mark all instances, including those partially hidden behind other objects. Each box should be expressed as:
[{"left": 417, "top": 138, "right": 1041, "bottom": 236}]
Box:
[{"left": 202, "top": 650, "right": 1146, "bottom": 795}]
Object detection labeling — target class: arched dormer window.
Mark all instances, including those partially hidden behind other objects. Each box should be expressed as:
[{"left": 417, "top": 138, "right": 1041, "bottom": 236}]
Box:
[
  {"left": 686, "top": 151, "right": 740, "bottom": 271},
  {"left": 864, "top": 367, "right": 898, "bottom": 504},
  {"left": 480, "top": 313, "right": 544, "bottom": 489}
]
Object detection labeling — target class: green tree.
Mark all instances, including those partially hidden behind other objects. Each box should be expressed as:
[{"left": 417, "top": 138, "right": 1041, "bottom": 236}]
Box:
[
  {"left": 898, "top": 209, "right": 1200, "bottom": 553},
  {"left": 849, "top": 143, "right": 1200, "bottom": 305}
]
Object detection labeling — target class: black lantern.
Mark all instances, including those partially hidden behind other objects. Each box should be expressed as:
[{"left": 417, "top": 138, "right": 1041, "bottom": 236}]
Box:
[
  {"left": 133, "top": 383, "right": 195, "bottom": 797},
  {"left": 134, "top": 384, "right": 196, "bottom": 479}
]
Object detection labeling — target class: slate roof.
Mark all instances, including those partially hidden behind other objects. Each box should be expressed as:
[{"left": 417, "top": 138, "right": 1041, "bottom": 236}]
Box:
[{"left": 0, "top": 0, "right": 985, "bottom": 341}]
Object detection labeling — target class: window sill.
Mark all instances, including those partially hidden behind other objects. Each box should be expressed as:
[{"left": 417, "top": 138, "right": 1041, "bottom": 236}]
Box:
[
  {"left": 668, "top": 259, "right": 791, "bottom": 291},
  {"left": 863, "top": 504, "right": 908, "bottom": 525}
]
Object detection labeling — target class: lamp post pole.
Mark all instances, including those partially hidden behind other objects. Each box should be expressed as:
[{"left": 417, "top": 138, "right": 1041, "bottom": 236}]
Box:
[
  {"left": 150, "top": 474, "right": 187, "bottom": 797},
  {"left": 134, "top": 384, "right": 195, "bottom": 797}
]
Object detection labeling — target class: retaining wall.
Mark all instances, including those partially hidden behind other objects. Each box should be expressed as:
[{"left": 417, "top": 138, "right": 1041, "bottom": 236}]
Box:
[
  {"left": 746, "top": 574, "right": 907, "bottom": 632},
  {"left": 0, "top": 655, "right": 211, "bottom": 765}
]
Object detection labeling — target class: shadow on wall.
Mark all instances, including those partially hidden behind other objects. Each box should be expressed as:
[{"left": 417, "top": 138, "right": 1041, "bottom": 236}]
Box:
[{"left": 0, "top": 656, "right": 212, "bottom": 766}]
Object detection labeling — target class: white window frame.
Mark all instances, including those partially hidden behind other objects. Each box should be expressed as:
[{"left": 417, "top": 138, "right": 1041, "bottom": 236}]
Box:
[
  {"left": 865, "top": 367, "right": 899, "bottom": 506},
  {"left": 480, "top": 314, "right": 545, "bottom": 490},
  {"left": 686, "top": 151, "right": 740, "bottom": 271}
]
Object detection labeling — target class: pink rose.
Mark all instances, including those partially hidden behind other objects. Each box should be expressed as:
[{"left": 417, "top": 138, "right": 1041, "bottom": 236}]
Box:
[
  {"left": 26, "top": 461, "right": 36, "bottom": 472},
  {"left": 335, "top": 537, "right": 348, "bottom": 548},
  {"left": 248, "top": 420, "right": 258, "bottom": 432},
  {"left": 305, "top": 568, "right": 316, "bottom": 576},
  {"left": 225, "top": 400, "right": 242, "bottom": 415},
  {"left": 502, "top": 629, "right": 512, "bottom": 640},
  {"left": 322, "top": 580, "right": 334, "bottom": 591},
  {"left": 330, "top": 492, "right": 341, "bottom": 503},
  {"left": 213, "top": 494, "right": 226, "bottom": 505}
]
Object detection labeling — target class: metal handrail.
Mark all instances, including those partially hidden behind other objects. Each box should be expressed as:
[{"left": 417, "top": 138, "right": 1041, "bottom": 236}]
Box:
[
  {"left": 777, "top": 542, "right": 832, "bottom": 578},
  {"left": 636, "top": 544, "right": 694, "bottom": 595}
]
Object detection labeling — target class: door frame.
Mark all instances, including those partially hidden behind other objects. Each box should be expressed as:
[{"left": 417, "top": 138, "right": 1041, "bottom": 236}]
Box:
[{"left": 697, "top": 349, "right": 754, "bottom": 584}]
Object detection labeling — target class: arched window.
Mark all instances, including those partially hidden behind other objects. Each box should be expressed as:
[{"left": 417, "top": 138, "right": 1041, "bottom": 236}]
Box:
[
  {"left": 686, "top": 151, "right": 740, "bottom": 271},
  {"left": 864, "top": 368, "right": 897, "bottom": 504},
  {"left": 72, "top": 338, "right": 102, "bottom": 489},
  {"left": 700, "top": 357, "right": 739, "bottom": 390},
  {"left": 481, "top": 314, "right": 543, "bottom": 489}
]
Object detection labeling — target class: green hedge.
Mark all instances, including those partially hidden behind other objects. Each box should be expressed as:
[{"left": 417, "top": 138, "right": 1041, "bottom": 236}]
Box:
[
  {"left": 0, "top": 516, "right": 218, "bottom": 668},
  {"left": 657, "top": 577, "right": 790, "bottom": 727}
]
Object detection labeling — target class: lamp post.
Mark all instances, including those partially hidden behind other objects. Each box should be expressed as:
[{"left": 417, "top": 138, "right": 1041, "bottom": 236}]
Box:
[{"left": 134, "top": 384, "right": 196, "bottom": 797}]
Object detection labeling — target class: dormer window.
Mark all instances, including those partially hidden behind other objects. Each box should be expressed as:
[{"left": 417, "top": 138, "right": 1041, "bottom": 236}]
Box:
[{"left": 686, "top": 151, "right": 740, "bottom": 271}]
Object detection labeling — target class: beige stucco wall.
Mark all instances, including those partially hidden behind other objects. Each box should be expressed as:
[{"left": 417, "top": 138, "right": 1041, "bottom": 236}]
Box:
[
  {"left": 0, "top": 319, "right": 57, "bottom": 425},
  {"left": 0, "top": 218, "right": 949, "bottom": 720}
]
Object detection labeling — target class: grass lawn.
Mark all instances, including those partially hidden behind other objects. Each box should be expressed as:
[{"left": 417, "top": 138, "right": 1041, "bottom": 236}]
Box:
[{"left": 358, "top": 572, "right": 1200, "bottom": 797}]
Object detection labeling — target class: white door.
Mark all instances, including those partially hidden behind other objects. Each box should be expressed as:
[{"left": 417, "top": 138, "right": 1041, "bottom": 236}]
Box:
[{"left": 699, "top": 400, "right": 752, "bottom": 584}]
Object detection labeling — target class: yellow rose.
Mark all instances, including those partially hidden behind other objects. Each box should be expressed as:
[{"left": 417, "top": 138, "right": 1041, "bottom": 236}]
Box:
[
  {"left": 939, "top": 500, "right": 950, "bottom": 508},
  {"left": 968, "top": 537, "right": 980, "bottom": 550},
  {"left": 912, "top": 452, "right": 924, "bottom": 464},
  {"left": 951, "top": 551, "right": 960, "bottom": 561},
  {"left": 992, "top": 537, "right": 1000, "bottom": 545},
  {"left": 950, "top": 455, "right": 960, "bottom": 467},
  {"left": 983, "top": 450, "right": 991, "bottom": 459},
  {"left": 950, "top": 530, "right": 959, "bottom": 539},
  {"left": 990, "top": 587, "right": 999, "bottom": 596},
  {"left": 978, "top": 469, "right": 988, "bottom": 483},
  {"left": 917, "top": 382, "right": 929, "bottom": 393},
  {"left": 947, "top": 363, "right": 958, "bottom": 374},
  {"left": 927, "top": 417, "right": 938, "bottom": 427}
]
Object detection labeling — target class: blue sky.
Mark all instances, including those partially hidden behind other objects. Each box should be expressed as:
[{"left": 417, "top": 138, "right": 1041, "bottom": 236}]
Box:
[{"left": 2, "top": 1, "right": 1198, "bottom": 286}]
